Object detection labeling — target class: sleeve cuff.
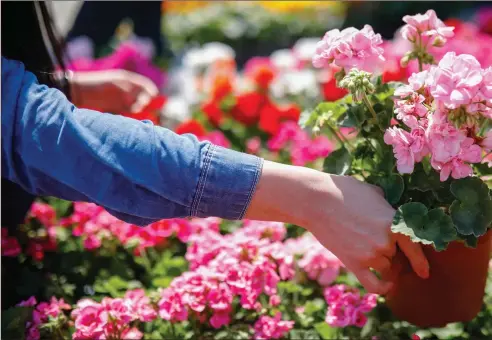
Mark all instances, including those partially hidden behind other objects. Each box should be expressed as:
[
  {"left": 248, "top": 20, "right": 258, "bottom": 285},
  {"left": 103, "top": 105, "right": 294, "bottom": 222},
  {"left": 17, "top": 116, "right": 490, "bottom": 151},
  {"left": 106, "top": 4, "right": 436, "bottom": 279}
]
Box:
[{"left": 191, "top": 144, "right": 263, "bottom": 220}]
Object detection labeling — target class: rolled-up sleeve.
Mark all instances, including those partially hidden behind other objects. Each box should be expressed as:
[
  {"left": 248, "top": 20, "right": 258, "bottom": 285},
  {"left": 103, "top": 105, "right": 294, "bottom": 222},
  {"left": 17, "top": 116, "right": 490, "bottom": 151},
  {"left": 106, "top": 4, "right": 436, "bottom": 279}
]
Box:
[{"left": 1, "top": 57, "right": 263, "bottom": 225}]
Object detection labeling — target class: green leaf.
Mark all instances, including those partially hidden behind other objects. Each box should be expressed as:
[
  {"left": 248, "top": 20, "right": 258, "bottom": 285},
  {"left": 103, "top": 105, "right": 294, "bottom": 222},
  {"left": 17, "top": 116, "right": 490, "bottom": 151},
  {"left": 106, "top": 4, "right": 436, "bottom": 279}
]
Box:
[
  {"left": 314, "top": 322, "right": 337, "bottom": 340},
  {"left": 323, "top": 147, "right": 352, "bottom": 175},
  {"left": 430, "top": 323, "right": 464, "bottom": 339},
  {"left": 449, "top": 177, "right": 492, "bottom": 237},
  {"left": 338, "top": 105, "right": 366, "bottom": 128},
  {"left": 299, "top": 110, "right": 318, "bottom": 130},
  {"left": 392, "top": 202, "right": 457, "bottom": 251},
  {"left": 2, "top": 306, "right": 33, "bottom": 340},
  {"left": 304, "top": 299, "right": 326, "bottom": 316},
  {"left": 152, "top": 277, "right": 173, "bottom": 288},
  {"left": 378, "top": 174, "right": 404, "bottom": 205}
]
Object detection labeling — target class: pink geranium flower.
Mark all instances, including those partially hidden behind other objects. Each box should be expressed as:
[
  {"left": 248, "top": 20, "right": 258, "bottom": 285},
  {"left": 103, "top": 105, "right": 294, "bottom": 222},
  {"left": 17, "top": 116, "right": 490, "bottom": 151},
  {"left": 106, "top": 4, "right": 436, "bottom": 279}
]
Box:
[
  {"left": 253, "top": 313, "right": 294, "bottom": 340},
  {"left": 384, "top": 127, "right": 429, "bottom": 174},
  {"left": 429, "top": 52, "right": 483, "bottom": 109},
  {"left": 313, "top": 25, "right": 385, "bottom": 73},
  {"left": 401, "top": 9, "right": 454, "bottom": 44}
]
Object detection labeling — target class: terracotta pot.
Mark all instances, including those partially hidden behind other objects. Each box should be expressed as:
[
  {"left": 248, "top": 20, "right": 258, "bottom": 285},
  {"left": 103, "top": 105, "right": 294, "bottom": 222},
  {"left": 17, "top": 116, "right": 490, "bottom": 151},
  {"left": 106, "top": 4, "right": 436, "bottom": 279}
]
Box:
[{"left": 383, "top": 231, "right": 492, "bottom": 328}]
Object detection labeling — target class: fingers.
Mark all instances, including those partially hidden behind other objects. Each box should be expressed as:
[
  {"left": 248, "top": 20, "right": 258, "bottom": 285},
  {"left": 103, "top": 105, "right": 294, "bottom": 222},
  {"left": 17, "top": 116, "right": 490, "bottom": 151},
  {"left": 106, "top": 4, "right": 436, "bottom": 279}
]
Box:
[
  {"left": 394, "top": 234, "right": 429, "bottom": 279},
  {"left": 369, "top": 256, "right": 392, "bottom": 276},
  {"left": 353, "top": 267, "right": 393, "bottom": 295}
]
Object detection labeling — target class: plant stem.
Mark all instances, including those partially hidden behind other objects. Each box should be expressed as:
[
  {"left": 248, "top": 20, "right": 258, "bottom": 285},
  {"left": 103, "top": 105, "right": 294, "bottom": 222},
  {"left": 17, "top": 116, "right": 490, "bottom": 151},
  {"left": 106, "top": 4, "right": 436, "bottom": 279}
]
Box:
[
  {"left": 171, "top": 322, "right": 177, "bottom": 339},
  {"left": 362, "top": 93, "right": 384, "bottom": 132},
  {"left": 418, "top": 57, "right": 423, "bottom": 72}
]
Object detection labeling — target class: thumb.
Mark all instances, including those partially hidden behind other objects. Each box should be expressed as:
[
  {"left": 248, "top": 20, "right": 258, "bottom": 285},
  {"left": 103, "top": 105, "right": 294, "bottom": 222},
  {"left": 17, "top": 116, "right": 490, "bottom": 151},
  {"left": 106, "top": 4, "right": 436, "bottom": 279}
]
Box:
[{"left": 353, "top": 267, "right": 393, "bottom": 295}]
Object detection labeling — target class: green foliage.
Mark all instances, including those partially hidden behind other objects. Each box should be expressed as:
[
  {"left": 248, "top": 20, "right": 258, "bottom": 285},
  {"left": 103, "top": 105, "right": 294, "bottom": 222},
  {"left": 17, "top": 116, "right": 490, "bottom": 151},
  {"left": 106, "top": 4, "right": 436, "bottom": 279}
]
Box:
[
  {"left": 449, "top": 177, "right": 492, "bottom": 237},
  {"left": 392, "top": 202, "right": 457, "bottom": 250},
  {"left": 2, "top": 306, "right": 33, "bottom": 340},
  {"left": 378, "top": 174, "right": 404, "bottom": 206},
  {"left": 323, "top": 147, "right": 352, "bottom": 175}
]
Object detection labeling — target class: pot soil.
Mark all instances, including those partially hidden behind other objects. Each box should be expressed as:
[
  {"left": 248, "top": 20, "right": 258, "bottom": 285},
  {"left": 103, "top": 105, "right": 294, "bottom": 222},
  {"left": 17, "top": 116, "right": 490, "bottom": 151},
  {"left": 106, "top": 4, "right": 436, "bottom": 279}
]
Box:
[{"left": 383, "top": 231, "right": 492, "bottom": 328}]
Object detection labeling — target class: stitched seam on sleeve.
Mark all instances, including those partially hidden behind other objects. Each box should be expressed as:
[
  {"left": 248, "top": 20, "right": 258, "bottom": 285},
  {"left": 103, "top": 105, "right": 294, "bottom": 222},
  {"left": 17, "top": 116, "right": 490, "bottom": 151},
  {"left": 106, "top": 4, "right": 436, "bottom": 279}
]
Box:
[
  {"left": 238, "top": 157, "right": 264, "bottom": 220},
  {"left": 190, "top": 143, "right": 216, "bottom": 216}
]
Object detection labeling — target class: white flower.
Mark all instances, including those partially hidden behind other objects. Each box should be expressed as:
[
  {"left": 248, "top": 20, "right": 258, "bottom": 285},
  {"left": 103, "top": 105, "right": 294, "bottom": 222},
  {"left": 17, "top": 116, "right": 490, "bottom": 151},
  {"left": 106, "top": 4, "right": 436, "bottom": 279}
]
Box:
[
  {"left": 293, "top": 38, "right": 320, "bottom": 62},
  {"left": 270, "top": 49, "right": 297, "bottom": 71}
]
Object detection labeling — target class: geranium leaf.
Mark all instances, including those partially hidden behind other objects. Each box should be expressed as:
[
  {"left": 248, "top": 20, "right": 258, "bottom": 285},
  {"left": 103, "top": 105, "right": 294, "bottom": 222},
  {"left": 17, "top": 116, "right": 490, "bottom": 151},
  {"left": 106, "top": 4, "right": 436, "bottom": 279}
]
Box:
[
  {"left": 392, "top": 202, "right": 457, "bottom": 251},
  {"left": 323, "top": 147, "right": 352, "bottom": 175},
  {"left": 378, "top": 174, "right": 404, "bottom": 205},
  {"left": 314, "top": 322, "right": 337, "bottom": 340},
  {"left": 449, "top": 177, "right": 492, "bottom": 237}
]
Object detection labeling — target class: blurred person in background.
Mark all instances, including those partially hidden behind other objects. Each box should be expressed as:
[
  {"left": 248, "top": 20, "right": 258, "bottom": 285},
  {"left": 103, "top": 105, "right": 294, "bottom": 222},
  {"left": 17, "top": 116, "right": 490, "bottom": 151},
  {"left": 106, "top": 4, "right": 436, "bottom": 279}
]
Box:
[
  {"left": 66, "top": 0, "right": 170, "bottom": 59},
  {"left": 2, "top": 1, "right": 429, "bottom": 296},
  {"left": 1, "top": 1, "right": 159, "bottom": 229}
]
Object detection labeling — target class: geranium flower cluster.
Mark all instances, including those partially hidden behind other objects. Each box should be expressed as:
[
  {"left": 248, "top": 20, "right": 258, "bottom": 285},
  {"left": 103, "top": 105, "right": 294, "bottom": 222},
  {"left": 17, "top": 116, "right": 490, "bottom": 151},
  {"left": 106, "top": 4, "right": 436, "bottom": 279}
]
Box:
[
  {"left": 156, "top": 220, "right": 361, "bottom": 337},
  {"left": 385, "top": 51, "right": 491, "bottom": 180},
  {"left": 400, "top": 9, "right": 455, "bottom": 46},
  {"left": 70, "top": 289, "right": 156, "bottom": 340},
  {"left": 17, "top": 296, "right": 71, "bottom": 340},
  {"left": 323, "top": 284, "right": 378, "bottom": 328},
  {"left": 267, "top": 121, "right": 334, "bottom": 166},
  {"left": 312, "top": 25, "right": 385, "bottom": 73}
]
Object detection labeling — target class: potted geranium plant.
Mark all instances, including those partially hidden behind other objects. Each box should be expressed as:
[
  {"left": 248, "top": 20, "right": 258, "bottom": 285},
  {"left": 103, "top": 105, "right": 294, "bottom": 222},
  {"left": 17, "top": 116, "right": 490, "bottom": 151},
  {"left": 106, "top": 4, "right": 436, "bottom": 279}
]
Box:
[{"left": 301, "top": 10, "right": 492, "bottom": 327}]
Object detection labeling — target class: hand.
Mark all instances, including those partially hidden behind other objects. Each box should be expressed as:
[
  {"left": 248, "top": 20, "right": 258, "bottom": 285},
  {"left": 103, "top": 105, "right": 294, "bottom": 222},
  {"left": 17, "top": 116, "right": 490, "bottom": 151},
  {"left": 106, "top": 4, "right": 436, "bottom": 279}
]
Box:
[
  {"left": 245, "top": 161, "right": 429, "bottom": 295},
  {"left": 69, "top": 69, "right": 159, "bottom": 114}
]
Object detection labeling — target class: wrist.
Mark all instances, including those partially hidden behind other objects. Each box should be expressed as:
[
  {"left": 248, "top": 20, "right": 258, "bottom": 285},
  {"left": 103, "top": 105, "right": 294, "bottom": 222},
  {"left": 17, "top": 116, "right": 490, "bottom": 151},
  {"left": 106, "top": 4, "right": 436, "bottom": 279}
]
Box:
[{"left": 244, "top": 160, "right": 325, "bottom": 229}]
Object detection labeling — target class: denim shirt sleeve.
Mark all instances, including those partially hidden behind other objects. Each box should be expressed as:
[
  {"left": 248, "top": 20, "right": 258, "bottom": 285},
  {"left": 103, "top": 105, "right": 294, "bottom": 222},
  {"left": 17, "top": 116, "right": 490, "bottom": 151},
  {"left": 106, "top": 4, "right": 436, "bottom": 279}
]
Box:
[{"left": 1, "top": 57, "right": 263, "bottom": 226}]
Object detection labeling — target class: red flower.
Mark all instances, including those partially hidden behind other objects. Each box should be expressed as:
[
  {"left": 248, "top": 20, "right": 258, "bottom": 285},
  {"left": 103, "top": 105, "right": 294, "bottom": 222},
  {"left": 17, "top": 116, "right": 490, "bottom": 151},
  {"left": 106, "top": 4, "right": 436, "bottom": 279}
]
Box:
[
  {"left": 244, "top": 57, "right": 276, "bottom": 89},
  {"left": 382, "top": 59, "right": 408, "bottom": 83},
  {"left": 259, "top": 102, "right": 301, "bottom": 135},
  {"left": 120, "top": 95, "right": 166, "bottom": 125},
  {"left": 211, "top": 76, "right": 234, "bottom": 102},
  {"left": 321, "top": 78, "right": 348, "bottom": 102},
  {"left": 175, "top": 120, "right": 206, "bottom": 138},
  {"left": 444, "top": 18, "right": 466, "bottom": 35},
  {"left": 231, "top": 92, "right": 269, "bottom": 126},
  {"left": 201, "top": 101, "right": 224, "bottom": 127}
]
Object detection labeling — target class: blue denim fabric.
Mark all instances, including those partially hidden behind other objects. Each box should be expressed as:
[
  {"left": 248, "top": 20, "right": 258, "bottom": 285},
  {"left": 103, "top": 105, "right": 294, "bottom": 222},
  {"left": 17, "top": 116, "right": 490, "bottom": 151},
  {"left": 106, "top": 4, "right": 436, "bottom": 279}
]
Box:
[{"left": 1, "top": 57, "right": 263, "bottom": 226}]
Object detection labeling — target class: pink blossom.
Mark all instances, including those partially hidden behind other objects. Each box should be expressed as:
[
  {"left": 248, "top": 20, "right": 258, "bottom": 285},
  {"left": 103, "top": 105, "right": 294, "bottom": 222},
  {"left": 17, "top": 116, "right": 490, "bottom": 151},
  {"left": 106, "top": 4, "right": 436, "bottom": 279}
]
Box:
[
  {"left": 207, "top": 283, "right": 233, "bottom": 311},
  {"left": 299, "top": 249, "right": 342, "bottom": 286},
  {"left": 158, "top": 288, "right": 188, "bottom": 322},
  {"left": 29, "top": 202, "right": 57, "bottom": 227},
  {"left": 247, "top": 137, "right": 262, "bottom": 154},
  {"left": 199, "top": 131, "right": 232, "bottom": 148},
  {"left": 2, "top": 228, "right": 21, "bottom": 257},
  {"left": 394, "top": 91, "right": 428, "bottom": 128},
  {"left": 17, "top": 296, "right": 38, "bottom": 307},
  {"left": 253, "top": 313, "right": 294, "bottom": 340},
  {"left": 209, "top": 311, "right": 232, "bottom": 329},
  {"left": 384, "top": 127, "right": 429, "bottom": 174},
  {"left": 124, "top": 289, "right": 157, "bottom": 322},
  {"left": 83, "top": 234, "right": 102, "bottom": 250},
  {"left": 431, "top": 137, "right": 483, "bottom": 181},
  {"left": 426, "top": 120, "right": 467, "bottom": 163},
  {"left": 121, "top": 327, "right": 143, "bottom": 340},
  {"left": 429, "top": 52, "right": 483, "bottom": 109},
  {"left": 324, "top": 285, "right": 377, "bottom": 328},
  {"left": 73, "top": 305, "right": 106, "bottom": 340},
  {"left": 269, "top": 294, "right": 281, "bottom": 307},
  {"left": 313, "top": 25, "right": 385, "bottom": 73},
  {"left": 401, "top": 10, "right": 454, "bottom": 44}
]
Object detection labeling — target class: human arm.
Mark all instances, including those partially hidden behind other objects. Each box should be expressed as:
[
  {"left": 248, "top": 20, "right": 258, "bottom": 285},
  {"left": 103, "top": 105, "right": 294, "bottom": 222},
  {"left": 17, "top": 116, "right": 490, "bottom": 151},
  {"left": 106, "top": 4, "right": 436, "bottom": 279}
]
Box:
[
  {"left": 2, "top": 57, "right": 428, "bottom": 293},
  {"left": 1, "top": 57, "right": 261, "bottom": 225},
  {"left": 246, "top": 160, "right": 430, "bottom": 294}
]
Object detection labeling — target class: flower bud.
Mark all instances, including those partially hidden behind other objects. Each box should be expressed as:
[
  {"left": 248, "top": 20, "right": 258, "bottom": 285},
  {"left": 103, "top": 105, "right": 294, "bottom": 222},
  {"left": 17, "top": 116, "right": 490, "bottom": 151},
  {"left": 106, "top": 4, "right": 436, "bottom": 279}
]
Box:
[
  {"left": 400, "top": 54, "right": 411, "bottom": 68},
  {"left": 432, "top": 36, "right": 446, "bottom": 47}
]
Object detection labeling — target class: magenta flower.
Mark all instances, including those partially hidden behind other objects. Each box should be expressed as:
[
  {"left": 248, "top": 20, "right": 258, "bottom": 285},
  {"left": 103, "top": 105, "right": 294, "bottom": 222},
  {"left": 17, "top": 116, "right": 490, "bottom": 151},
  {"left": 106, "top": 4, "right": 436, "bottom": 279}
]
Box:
[{"left": 253, "top": 313, "right": 294, "bottom": 340}]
